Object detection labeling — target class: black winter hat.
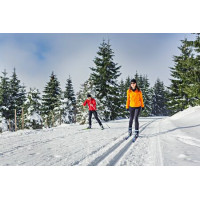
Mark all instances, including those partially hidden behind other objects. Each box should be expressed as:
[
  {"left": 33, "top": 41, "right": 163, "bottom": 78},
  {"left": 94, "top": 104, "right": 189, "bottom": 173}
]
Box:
[
  {"left": 131, "top": 79, "right": 137, "bottom": 83},
  {"left": 87, "top": 94, "right": 91, "bottom": 98}
]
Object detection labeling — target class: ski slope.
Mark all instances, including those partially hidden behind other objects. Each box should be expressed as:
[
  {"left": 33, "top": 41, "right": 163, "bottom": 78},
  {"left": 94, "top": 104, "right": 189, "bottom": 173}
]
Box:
[{"left": 0, "top": 106, "right": 200, "bottom": 166}]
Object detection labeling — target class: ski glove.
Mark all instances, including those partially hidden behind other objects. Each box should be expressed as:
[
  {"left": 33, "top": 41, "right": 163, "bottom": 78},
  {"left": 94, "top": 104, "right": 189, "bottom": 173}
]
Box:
[
  {"left": 126, "top": 108, "right": 129, "bottom": 111},
  {"left": 142, "top": 107, "right": 145, "bottom": 111}
]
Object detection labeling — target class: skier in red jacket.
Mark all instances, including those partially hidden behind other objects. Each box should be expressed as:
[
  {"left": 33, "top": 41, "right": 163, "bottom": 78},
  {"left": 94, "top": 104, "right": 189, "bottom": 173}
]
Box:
[{"left": 83, "top": 94, "right": 104, "bottom": 130}]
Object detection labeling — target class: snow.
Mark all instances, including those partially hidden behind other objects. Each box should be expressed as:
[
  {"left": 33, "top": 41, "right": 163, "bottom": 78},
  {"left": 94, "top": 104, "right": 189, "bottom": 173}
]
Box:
[
  {"left": 28, "top": 112, "right": 42, "bottom": 123},
  {"left": 0, "top": 118, "right": 8, "bottom": 132},
  {"left": 0, "top": 106, "right": 200, "bottom": 166},
  {"left": 170, "top": 106, "right": 200, "bottom": 120},
  {"left": 0, "top": 106, "right": 8, "bottom": 110}
]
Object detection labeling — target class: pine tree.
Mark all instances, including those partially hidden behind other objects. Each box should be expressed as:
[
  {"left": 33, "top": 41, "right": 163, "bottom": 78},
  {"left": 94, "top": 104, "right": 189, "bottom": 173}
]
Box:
[
  {"left": 24, "top": 88, "right": 43, "bottom": 129},
  {"left": 184, "top": 34, "right": 200, "bottom": 106},
  {"left": 0, "top": 70, "right": 10, "bottom": 121},
  {"left": 60, "top": 92, "right": 70, "bottom": 124},
  {"left": 139, "top": 75, "right": 152, "bottom": 117},
  {"left": 63, "top": 76, "right": 76, "bottom": 123},
  {"left": 42, "top": 72, "right": 62, "bottom": 127},
  {"left": 119, "top": 79, "right": 127, "bottom": 118},
  {"left": 0, "top": 112, "right": 8, "bottom": 132},
  {"left": 152, "top": 79, "right": 168, "bottom": 116},
  {"left": 168, "top": 38, "right": 192, "bottom": 114},
  {"left": 124, "top": 76, "right": 132, "bottom": 90},
  {"left": 90, "top": 40, "right": 122, "bottom": 121},
  {"left": 134, "top": 71, "right": 140, "bottom": 83},
  {"left": 9, "top": 68, "right": 26, "bottom": 129}
]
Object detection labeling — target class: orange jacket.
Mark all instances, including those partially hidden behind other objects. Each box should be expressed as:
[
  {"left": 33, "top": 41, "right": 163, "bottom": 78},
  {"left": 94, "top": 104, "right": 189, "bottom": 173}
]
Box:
[{"left": 126, "top": 89, "right": 144, "bottom": 109}]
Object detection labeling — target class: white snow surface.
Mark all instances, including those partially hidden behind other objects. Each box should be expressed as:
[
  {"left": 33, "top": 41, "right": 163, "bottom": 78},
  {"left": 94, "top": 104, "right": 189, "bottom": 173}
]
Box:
[
  {"left": 0, "top": 106, "right": 200, "bottom": 166},
  {"left": 28, "top": 112, "right": 42, "bottom": 123}
]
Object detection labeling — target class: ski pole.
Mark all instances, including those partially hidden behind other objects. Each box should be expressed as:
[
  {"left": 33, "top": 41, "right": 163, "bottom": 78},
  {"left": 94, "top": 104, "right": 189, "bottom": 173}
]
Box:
[{"left": 98, "top": 113, "right": 110, "bottom": 129}]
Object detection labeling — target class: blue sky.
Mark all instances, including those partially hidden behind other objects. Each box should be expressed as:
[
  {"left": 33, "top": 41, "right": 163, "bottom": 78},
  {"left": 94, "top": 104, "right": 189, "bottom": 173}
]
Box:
[{"left": 0, "top": 33, "right": 195, "bottom": 93}]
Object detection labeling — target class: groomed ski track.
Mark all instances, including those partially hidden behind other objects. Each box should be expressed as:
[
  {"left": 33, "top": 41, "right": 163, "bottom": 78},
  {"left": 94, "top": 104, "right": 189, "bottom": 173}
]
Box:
[
  {"left": 0, "top": 117, "right": 166, "bottom": 166},
  {"left": 77, "top": 119, "right": 157, "bottom": 166}
]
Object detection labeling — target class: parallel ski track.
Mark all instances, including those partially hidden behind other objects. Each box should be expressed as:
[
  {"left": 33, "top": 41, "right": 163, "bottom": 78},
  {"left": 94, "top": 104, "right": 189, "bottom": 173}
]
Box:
[
  {"left": 72, "top": 122, "right": 149, "bottom": 166},
  {"left": 89, "top": 119, "right": 157, "bottom": 166},
  {"left": 76, "top": 119, "right": 156, "bottom": 166},
  {"left": 0, "top": 119, "right": 157, "bottom": 166},
  {"left": 0, "top": 134, "right": 67, "bottom": 156},
  {"left": 34, "top": 127, "right": 125, "bottom": 166},
  {"left": 0, "top": 126, "right": 95, "bottom": 159},
  {"left": 57, "top": 128, "right": 133, "bottom": 166}
]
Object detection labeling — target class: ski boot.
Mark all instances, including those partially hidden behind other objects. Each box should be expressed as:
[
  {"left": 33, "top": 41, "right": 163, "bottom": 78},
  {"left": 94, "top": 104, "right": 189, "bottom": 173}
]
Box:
[
  {"left": 87, "top": 125, "right": 92, "bottom": 129},
  {"left": 100, "top": 125, "right": 104, "bottom": 130},
  {"left": 128, "top": 127, "right": 132, "bottom": 136},
  {"left": 135, "top": 130, "right": 139, "bottom": 139}
]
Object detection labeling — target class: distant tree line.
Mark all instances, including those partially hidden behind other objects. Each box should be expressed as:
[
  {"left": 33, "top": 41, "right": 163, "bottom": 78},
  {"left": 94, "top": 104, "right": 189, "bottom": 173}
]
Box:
[{"left": 0, "top": 70, "right": 76, "bottom": 131}]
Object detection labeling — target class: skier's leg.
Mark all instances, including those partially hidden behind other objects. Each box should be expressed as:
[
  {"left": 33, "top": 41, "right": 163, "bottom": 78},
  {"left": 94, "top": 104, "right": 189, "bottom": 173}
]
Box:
[
  {"left": 93, "top": 111, "right": 103, "bottom": 126},
  {"left": 128, "top": 107, "right": 135, "bottom": 134},
  {"left": 134, "top": 107, "right": 141, "bottom": 137},
  {"left": 88, "top": 111, "right": 92, "bottom": 128}
]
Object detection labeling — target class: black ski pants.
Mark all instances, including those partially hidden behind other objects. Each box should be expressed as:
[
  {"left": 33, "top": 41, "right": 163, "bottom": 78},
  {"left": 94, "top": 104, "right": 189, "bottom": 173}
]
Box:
[
  {"left": 129, "top": 107, "right": 141, "bottom": 131},
  {"left": 89, "top": 110, "right": 102, "bottom": 126}
]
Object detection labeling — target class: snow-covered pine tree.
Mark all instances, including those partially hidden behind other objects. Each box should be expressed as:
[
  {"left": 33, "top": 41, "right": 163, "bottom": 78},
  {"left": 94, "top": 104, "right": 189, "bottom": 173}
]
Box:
[
  {"left": 139, "top": 75, "right": 152, "bottom": 117},
  {"left": 124, "top": 76, "right": 132, "bottom": 90},
  {"left": 0, "top": 112, "right": 8, "bottom": 132},
  {"left": 168, "top": 38, "right": 192, "bottom": 114},
  {"left": 24, "top": 88, "right": 43, "bottom": 129},
  {"left": 9, "top": 68, "right": 26, "bottom": 129},
  {"left": 41, "top": 72, "right": 62, "bottom": 127},
  {"left": 18, "top": 83, "right": 27, "bottom": 129},
  {"left": 134, "top": 71, "right": 140, "bottom": 83},
  {"left": 62, "top": 76, "right": 76, "bottom": 123},
  {"left": 90, "top": 40, "right": 122, "bottom": 121},
  {"left": 0, "top": 70, "right": 10, "bottom": 123},
  {"left": 151, "top": 78, "right": 168, "bottom": 116},
  {"left": 119, "top": 79, "right": 127, "bottom": 118},
  {"left": 59, "top": 92, "right": 70, "bottom": 124},
  {"left": 184, "top": 34, "right": 200, "bottom": 106}
]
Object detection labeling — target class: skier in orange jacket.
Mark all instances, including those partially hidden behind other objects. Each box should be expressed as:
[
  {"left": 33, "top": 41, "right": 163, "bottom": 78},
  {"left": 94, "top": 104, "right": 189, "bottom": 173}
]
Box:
[{"left": 126, "top": 79, "right": 144, "bottom": 138}]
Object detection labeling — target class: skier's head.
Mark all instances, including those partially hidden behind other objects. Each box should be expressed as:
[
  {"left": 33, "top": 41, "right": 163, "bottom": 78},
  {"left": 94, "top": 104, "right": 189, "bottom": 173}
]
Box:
[
  {"left": 131, "top": 79, "right": 137, "bottom": 84},
  {"left": 87, "top": 94, "right": 92, "bottom": 99},
  {"left": 129, "top": 79, "right": 140, "bottom": 91}
]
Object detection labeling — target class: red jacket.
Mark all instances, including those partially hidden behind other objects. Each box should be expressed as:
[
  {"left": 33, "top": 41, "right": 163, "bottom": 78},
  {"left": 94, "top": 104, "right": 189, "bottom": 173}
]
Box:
[{"left": 83, "top": 98, "right": 96, "bottom": 111}]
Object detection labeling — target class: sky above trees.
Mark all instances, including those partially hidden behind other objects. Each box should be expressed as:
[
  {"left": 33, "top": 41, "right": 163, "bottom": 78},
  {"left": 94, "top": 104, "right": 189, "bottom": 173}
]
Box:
[{"left": 0, "top": 33, "right": 195, "bottom": 93}]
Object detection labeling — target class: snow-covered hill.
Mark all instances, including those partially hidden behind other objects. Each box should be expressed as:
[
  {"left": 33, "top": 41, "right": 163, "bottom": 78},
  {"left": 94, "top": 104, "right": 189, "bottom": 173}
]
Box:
[{"left": 0, "top": 106, "right": 200, "bottom": 166}]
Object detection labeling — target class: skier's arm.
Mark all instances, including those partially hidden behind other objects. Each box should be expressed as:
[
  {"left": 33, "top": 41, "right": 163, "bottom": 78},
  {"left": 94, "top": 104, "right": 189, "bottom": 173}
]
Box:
[
  {"left": 90, "top": 99, "right": 96, "bottom": 110},
  {"left": 93, "top": 99, "right": 96, "bottom": 107},
  {"left": 126, "top": 90, "right": 130, "bottom": 109},
  {"left": 83, "top": 100, "right": 87, "bottom": 106},
  {"left": 140, "top": 91, "right": 144, "bottom": 108}
]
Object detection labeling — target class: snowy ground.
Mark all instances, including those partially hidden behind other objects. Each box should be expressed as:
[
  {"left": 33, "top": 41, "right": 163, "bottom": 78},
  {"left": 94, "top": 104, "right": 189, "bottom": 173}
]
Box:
[{"left": 0, "top": 106, "right": 200, "bottom": 166}]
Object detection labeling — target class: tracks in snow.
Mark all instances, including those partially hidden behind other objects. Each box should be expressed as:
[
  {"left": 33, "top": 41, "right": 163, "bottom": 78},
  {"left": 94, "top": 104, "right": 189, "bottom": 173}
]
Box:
[{"left": 76, "top": 119, "right": 157, "bottom": 166}]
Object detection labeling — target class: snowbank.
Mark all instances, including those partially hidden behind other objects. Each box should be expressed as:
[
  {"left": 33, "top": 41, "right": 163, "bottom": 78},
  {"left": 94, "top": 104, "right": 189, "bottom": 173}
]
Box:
[{"left": 170, "top": 106, "right": 200, "bottom": 121}]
